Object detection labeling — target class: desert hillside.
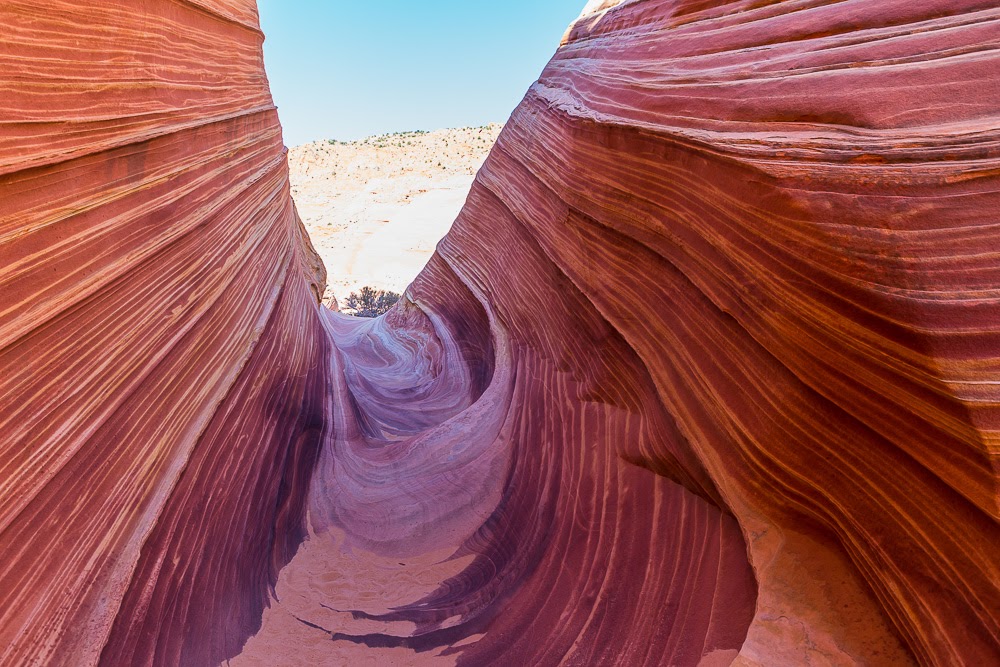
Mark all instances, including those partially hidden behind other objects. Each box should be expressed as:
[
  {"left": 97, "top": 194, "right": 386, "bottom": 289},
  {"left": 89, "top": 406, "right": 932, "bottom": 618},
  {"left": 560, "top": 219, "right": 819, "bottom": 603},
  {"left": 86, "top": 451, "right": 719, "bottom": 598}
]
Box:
[{"left": 287, "top": 124, "right": 503, "bottom": 306}]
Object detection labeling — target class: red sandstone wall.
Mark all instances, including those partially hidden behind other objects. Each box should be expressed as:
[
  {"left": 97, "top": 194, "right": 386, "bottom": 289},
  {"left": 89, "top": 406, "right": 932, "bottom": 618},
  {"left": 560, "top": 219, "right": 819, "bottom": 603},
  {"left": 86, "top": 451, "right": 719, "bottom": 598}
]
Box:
[
  {"left": 0, "top": 1, "right": 329, "bottom": 664},
  {"left": 0, "top": 1, "right": 997, "bottom": 665}
]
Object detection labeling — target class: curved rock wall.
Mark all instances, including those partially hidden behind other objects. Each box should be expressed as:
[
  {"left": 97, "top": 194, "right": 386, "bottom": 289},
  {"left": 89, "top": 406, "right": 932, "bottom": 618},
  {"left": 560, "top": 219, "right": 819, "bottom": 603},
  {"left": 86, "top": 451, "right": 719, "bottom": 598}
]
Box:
[
  {"left": 0, "top": 2, "right": 328, "bottom": 664},
  {"left": 0, "top": 1, "right": 998, "bottom": 666}
]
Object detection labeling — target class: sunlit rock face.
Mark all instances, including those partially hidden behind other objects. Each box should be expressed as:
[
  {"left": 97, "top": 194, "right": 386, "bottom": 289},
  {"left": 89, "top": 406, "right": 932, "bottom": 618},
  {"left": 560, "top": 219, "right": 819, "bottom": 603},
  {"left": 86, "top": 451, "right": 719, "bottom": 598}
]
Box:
[{"left": 0, "top": 1, "right": 998, "bottom": 666}]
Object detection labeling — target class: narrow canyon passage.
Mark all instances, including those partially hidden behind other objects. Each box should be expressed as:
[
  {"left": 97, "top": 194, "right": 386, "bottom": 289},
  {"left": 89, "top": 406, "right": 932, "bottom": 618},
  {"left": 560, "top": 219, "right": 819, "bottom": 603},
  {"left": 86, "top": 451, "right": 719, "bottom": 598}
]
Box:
[
  {"left": 0, "top": 1, "right": 998, "bottom": 666},
  {"left": 233, "top": 243, "right": 759, "bottom": 664}
]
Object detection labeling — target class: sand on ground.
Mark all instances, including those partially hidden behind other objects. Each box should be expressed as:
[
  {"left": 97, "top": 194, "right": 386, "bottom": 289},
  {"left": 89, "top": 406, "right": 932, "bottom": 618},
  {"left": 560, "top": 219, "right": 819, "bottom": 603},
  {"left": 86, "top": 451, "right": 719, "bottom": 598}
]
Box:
[{"left": 287, "top": 124, "right": 503, "bottom": 307}]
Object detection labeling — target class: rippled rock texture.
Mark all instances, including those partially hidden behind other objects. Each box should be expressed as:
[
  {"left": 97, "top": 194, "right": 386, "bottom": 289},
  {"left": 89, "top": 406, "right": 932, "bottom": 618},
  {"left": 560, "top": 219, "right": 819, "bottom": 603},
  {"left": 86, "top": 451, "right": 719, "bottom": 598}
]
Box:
[{"left": 1, "top": 1, "right": 998, "bottom": 665}]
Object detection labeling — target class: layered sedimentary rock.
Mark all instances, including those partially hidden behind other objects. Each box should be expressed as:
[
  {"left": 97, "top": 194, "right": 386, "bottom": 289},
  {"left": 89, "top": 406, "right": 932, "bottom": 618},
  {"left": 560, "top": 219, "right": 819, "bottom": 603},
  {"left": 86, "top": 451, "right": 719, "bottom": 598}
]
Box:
[{"left": 1, "top": 1, "right": 998, "bottom": 666}]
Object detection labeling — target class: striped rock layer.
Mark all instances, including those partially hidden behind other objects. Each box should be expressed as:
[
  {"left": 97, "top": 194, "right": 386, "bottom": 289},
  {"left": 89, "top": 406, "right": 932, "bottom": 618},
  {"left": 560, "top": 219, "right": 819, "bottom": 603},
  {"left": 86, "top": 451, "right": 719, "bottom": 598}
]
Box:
[{"left": 0, "top": 1, "right": 998, "bottom": 665}]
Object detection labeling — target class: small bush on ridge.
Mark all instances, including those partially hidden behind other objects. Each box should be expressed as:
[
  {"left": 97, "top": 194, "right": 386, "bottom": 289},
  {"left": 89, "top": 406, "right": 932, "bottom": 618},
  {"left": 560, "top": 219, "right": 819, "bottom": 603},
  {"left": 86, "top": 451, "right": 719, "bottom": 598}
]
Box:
[{"left": 345, "top": 286, "right": 400, "bottom": 318}]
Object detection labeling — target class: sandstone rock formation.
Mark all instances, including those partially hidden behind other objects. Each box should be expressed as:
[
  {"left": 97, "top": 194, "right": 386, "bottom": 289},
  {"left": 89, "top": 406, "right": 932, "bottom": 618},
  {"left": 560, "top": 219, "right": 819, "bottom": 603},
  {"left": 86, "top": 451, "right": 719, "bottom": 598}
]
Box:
[{"left": 0, "top": 1, "right": 998, "bottom": 666}]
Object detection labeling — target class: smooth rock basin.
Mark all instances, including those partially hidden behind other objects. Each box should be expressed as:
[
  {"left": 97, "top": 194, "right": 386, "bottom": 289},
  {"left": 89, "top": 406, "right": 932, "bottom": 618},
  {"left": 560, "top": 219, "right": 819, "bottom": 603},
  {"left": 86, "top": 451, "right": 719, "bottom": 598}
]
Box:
[{"left": 0, "top": 1, "right": 998, "bottom": 665}]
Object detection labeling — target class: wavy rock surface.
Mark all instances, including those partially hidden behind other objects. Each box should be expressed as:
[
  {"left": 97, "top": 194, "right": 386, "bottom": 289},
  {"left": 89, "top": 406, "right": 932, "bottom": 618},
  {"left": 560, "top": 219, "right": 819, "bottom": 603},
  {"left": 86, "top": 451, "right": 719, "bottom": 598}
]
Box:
[{"left": 0, "top": 1, "right": 998, "bottom": 666}]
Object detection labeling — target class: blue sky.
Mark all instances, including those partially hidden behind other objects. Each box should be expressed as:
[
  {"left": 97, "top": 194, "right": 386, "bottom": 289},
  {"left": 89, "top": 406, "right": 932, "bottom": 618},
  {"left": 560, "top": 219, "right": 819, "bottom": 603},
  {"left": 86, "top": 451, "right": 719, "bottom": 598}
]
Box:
[{"left": 257, "top": 1, "right": 585, "bottom": 146}]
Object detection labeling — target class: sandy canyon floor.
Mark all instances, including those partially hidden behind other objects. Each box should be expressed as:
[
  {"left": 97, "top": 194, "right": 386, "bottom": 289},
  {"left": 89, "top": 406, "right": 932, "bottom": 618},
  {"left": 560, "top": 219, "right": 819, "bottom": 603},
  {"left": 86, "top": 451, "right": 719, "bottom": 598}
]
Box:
[{"left": 288, "top": 124, "right": 503, "bottom": 306}]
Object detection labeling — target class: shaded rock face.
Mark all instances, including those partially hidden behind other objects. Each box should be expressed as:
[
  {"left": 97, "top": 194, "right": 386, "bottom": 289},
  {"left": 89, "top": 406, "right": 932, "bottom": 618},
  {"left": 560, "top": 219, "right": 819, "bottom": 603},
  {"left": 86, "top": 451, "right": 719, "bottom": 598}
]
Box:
[{"left": 0, "top": 1, "right": 997, "bottom": 666}]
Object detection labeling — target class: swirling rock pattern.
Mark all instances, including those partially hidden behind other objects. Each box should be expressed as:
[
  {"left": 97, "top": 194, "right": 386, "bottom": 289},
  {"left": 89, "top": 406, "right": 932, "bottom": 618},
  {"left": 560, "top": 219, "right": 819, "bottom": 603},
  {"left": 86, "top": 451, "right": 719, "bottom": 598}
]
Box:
[{"left": 0, "top": 1, "right": 998, "bottom": 665}]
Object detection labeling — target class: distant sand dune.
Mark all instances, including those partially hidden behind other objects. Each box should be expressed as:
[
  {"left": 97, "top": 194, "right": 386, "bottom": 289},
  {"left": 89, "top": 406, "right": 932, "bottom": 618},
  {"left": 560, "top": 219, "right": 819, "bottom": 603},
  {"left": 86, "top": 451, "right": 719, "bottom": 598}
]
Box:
[{"left": 287, "top": 124, "right": 503, "bottom": 306}]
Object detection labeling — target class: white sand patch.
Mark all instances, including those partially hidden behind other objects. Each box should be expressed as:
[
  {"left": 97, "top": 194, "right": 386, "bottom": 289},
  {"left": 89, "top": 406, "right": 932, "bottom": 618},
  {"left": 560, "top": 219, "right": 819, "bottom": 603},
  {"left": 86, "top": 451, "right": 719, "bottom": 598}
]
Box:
[{"left": 287, "top": 124, "right": 502, "bottom": 305}]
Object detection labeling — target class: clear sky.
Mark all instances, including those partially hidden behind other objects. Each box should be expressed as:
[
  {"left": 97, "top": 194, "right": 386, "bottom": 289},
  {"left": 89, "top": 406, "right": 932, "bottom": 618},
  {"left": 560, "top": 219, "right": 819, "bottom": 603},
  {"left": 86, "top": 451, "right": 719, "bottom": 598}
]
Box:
[{"left": 257, "top": 1, "right": 586, "bottom": 147}]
